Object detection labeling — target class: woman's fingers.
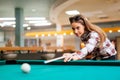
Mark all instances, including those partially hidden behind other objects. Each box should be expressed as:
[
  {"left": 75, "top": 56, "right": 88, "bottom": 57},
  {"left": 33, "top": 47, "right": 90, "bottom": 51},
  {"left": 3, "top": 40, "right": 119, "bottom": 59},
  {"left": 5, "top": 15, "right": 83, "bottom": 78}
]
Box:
[
  {"left": 63, "top": 53, "right": 72, "bottom": 62},
  {"left": 64, "top": 57, "right": 70, "bottom": 62},
  {"left": 63, "top": 53, "right": 80, "bottom": 62},
  {"left": 72, "top": 56, "right": 79, "bottom": 61}
]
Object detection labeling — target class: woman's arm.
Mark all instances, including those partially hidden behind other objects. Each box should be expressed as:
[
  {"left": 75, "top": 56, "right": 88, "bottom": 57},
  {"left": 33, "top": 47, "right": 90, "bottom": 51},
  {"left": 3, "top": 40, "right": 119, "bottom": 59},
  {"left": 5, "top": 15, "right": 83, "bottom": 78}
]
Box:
[
  {"left": 63, "top": 31, "right": 100, "bottom": 62},
  {"left": 77, "top": 31, "right": 100, "bottom": 59}
]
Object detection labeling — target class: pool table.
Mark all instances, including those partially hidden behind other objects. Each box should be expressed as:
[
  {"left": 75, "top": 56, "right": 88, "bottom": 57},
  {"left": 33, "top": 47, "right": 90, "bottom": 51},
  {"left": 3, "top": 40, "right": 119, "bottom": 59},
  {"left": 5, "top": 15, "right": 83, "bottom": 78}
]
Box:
[{"left": 0, "top": 60, "right": 120, "bottom": 80}]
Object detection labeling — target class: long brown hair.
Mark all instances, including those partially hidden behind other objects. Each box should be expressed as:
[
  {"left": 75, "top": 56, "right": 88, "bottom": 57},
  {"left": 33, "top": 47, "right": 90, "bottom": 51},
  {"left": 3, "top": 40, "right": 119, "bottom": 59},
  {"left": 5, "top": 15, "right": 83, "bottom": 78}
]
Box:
[{"left": 69, "top": 14, "right": 107, "bottom": 48}]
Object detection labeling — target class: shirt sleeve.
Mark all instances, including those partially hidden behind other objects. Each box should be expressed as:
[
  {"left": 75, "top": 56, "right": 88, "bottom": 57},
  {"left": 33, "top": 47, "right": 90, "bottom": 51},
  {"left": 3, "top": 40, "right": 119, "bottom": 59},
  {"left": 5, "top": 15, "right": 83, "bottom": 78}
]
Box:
[
  {"left": 78, "top": 31, "right": 100, "bottom": 59},
  {"left": 102, "top": 39, "right": 117, "bottom": 56}
]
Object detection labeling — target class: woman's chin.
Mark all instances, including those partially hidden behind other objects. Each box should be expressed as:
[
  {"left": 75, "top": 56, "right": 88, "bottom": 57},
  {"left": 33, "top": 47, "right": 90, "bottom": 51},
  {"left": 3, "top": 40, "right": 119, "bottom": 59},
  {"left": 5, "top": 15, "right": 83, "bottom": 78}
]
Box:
[{"left": 75, "top": 35, "right": 81, "bottom": 37}]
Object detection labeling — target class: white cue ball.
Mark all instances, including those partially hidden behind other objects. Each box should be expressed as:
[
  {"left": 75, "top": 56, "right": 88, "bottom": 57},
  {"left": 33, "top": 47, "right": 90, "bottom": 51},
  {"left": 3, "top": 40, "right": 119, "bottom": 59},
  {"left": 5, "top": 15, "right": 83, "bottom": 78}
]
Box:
[{"left": 21, "top": 63, "right": 31, "bottom": 73}]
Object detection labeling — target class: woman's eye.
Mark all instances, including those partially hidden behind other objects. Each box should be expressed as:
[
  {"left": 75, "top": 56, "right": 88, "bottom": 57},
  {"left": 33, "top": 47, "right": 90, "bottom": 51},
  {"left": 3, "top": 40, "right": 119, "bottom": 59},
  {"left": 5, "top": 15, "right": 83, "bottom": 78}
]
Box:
[
  {"left": 76, "top": 27, "right": 80, "bottom": 30},
  {"left": 72, "top": 28, "right": 75, "bottom": 30}
]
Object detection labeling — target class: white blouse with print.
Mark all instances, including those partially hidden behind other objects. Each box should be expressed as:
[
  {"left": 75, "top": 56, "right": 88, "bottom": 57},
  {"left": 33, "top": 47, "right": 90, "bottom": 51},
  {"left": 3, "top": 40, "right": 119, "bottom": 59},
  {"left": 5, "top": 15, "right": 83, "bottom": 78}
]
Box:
[{"left": 77, "top": 31, "right": 117, "bottom": 59}]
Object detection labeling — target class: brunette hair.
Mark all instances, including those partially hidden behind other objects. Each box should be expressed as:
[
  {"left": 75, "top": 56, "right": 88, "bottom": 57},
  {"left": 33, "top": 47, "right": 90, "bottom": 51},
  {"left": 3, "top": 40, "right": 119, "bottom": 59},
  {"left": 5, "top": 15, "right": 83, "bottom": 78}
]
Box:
[{"left": 69, "top": 14, "right": 107, "bottom": 47}]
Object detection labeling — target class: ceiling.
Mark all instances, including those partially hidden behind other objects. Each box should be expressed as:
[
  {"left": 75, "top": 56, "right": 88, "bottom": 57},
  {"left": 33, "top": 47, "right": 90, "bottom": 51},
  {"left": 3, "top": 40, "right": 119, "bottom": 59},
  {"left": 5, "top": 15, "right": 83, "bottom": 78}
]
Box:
[
  {"left": 55, "top": 0, "right": 120, "bottom": 25},
  {"left": 0, "top": 0, "right": 57, "bottom": 31},
  {"left": 0, "top": 0, "right": 56, "bottom": 17},
  {"left": 0, "top": 0, "right": 120, "bottom": 31}
]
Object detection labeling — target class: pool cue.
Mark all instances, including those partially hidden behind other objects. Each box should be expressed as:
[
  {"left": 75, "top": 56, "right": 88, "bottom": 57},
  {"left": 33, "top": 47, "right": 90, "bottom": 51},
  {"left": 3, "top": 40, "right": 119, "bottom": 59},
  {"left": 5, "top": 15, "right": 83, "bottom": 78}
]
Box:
[
  {"left": 44, "top": 56, "right": 65, "bottom": 64},
  {"left": 44, "top": 53, "right": 76, "bottom": 64}
]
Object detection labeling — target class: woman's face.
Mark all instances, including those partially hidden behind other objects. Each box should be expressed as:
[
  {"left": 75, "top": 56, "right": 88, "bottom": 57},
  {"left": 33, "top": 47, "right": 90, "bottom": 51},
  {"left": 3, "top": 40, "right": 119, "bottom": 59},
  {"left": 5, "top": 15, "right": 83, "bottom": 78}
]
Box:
[{"left": 71, "top": 22, "right": 85, "bottom": 37}]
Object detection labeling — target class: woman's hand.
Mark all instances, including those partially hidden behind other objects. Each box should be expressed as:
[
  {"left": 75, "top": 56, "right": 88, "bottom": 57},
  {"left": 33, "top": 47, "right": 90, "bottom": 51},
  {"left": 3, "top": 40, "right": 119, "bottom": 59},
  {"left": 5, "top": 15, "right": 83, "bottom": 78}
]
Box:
[{"left": 63, "top": 53, "right": 80, "bottom": 62}]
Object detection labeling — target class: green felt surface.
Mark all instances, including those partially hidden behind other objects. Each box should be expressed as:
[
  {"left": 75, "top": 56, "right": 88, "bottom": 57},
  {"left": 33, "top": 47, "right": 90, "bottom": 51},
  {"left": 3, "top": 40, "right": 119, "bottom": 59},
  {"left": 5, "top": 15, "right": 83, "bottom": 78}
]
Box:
[
  {"left": 16, "top": 60, "right": 120, "bottom": 66},
  {"left": 0, "top": 60, "right": 120, "bottom": 80}
]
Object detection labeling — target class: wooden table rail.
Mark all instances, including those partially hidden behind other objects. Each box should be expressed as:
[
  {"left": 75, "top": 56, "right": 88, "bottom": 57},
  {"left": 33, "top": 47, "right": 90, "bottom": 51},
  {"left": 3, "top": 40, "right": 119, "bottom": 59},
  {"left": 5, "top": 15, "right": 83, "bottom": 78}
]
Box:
[
  {"left": 0, "top": 46, "right": 76, "bottom": 52},
  {"left": 0, "top": 47, "right": 43, "bottom": 51}
]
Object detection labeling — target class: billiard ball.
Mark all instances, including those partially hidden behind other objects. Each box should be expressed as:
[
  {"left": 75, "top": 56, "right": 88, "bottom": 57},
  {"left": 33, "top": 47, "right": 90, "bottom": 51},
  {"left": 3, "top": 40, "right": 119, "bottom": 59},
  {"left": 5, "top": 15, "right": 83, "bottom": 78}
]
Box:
[
  {"left": 21, "top": 63, "right": 31, "bottom": 73},
  {"left": 80, "top": 42, "right": 85, "bottom": 48}
]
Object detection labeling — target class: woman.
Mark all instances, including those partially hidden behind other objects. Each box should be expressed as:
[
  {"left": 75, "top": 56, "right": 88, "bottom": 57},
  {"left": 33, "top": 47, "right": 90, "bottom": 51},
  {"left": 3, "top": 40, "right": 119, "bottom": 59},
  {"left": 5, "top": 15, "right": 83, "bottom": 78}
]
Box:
[{"left": 63, "top": 14, "right": 117, "bottom": 62}]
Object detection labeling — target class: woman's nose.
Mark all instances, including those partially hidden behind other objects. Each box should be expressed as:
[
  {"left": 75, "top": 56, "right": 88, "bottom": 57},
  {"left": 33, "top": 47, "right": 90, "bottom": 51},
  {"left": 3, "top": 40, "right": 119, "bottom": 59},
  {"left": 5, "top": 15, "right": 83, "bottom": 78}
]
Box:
[{"left": 74, "top": 29, "right": 78, "bottom": 33}]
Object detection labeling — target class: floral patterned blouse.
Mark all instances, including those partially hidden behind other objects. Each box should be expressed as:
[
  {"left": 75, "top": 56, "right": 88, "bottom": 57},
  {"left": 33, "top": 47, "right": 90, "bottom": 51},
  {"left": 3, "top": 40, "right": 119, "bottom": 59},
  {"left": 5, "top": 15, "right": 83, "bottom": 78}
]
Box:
[{"left": 77, "top": 31, "right": 117, "bottom": 60}]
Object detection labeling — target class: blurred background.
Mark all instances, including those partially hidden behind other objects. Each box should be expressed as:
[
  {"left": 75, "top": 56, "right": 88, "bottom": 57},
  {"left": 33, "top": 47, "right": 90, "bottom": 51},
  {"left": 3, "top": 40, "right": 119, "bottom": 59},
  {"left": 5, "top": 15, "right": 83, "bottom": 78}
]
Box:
[{"left": 0, "top": 0, "right": 120, "bottom": 60}]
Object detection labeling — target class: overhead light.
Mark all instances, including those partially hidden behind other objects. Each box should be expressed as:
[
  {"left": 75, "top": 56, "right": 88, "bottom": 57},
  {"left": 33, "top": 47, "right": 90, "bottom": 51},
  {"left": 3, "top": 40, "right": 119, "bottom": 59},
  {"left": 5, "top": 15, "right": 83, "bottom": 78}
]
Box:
[
  {"left": 25, "top": 17, "right": 46, "bottom": 20},
  {"left": 27, "top": 27, "right": 31, "bottom": 30},
  {"left": 0, "top": 17, "right": 51, "bottom": 27},
  {"left": 23, "top": 24, "right": 29, "bottom": 27},
  {"left": 48, "top": 34, "right": 51, "bottom": 37},
  {"left": 63, "top": 33, "right": 66, "bottom": 36},
  {"left": 0, "top": 23, "right": 4, "bottom": 27},
  {"left": 70, "top": 32, "right": 73, "bottom": 35},
  {"left": 34, "top": 22, "right": 52, "bottom": 26},
  {"left": 0, "top": 18, "right": 15, "bottom": 20},
  {"left": 109, "top": 30, "right": 112, "bottom": 33},
  {"left": 54, "top": 33, "right": 57, "bottom": 36},
  {"left": 35, "top": 34, "right": 39, "bottom": 38},
  {"left": 0, "top": 17, "right": 46, "bottom": 21},
  {"left": 118, "top": 30, "right": 120, "bottom": 32},
  {"left": 12, "top": 24, "right": 28, "bottom": 28},
  {"left": 29, "top": 20, "right": 48, "bottom": 23},
  {"left": 12, "top": 25, "right": 16, "bottom": 28},
  {"left": 2, "top": 21, "right": 15, "bottom": 26},
  {"left": 41, "top": 34, "right": 45, "bottom": 37},
  {"left": 65, "top": 10, "right": 80, "bottom": 15}
]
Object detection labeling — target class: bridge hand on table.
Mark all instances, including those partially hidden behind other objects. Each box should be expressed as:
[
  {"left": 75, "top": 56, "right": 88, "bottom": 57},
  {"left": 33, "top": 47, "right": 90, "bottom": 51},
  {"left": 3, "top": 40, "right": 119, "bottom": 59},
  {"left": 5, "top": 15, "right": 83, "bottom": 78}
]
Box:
[{"left": 63, "top": 53, "right": 80, "bottom": 62}]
